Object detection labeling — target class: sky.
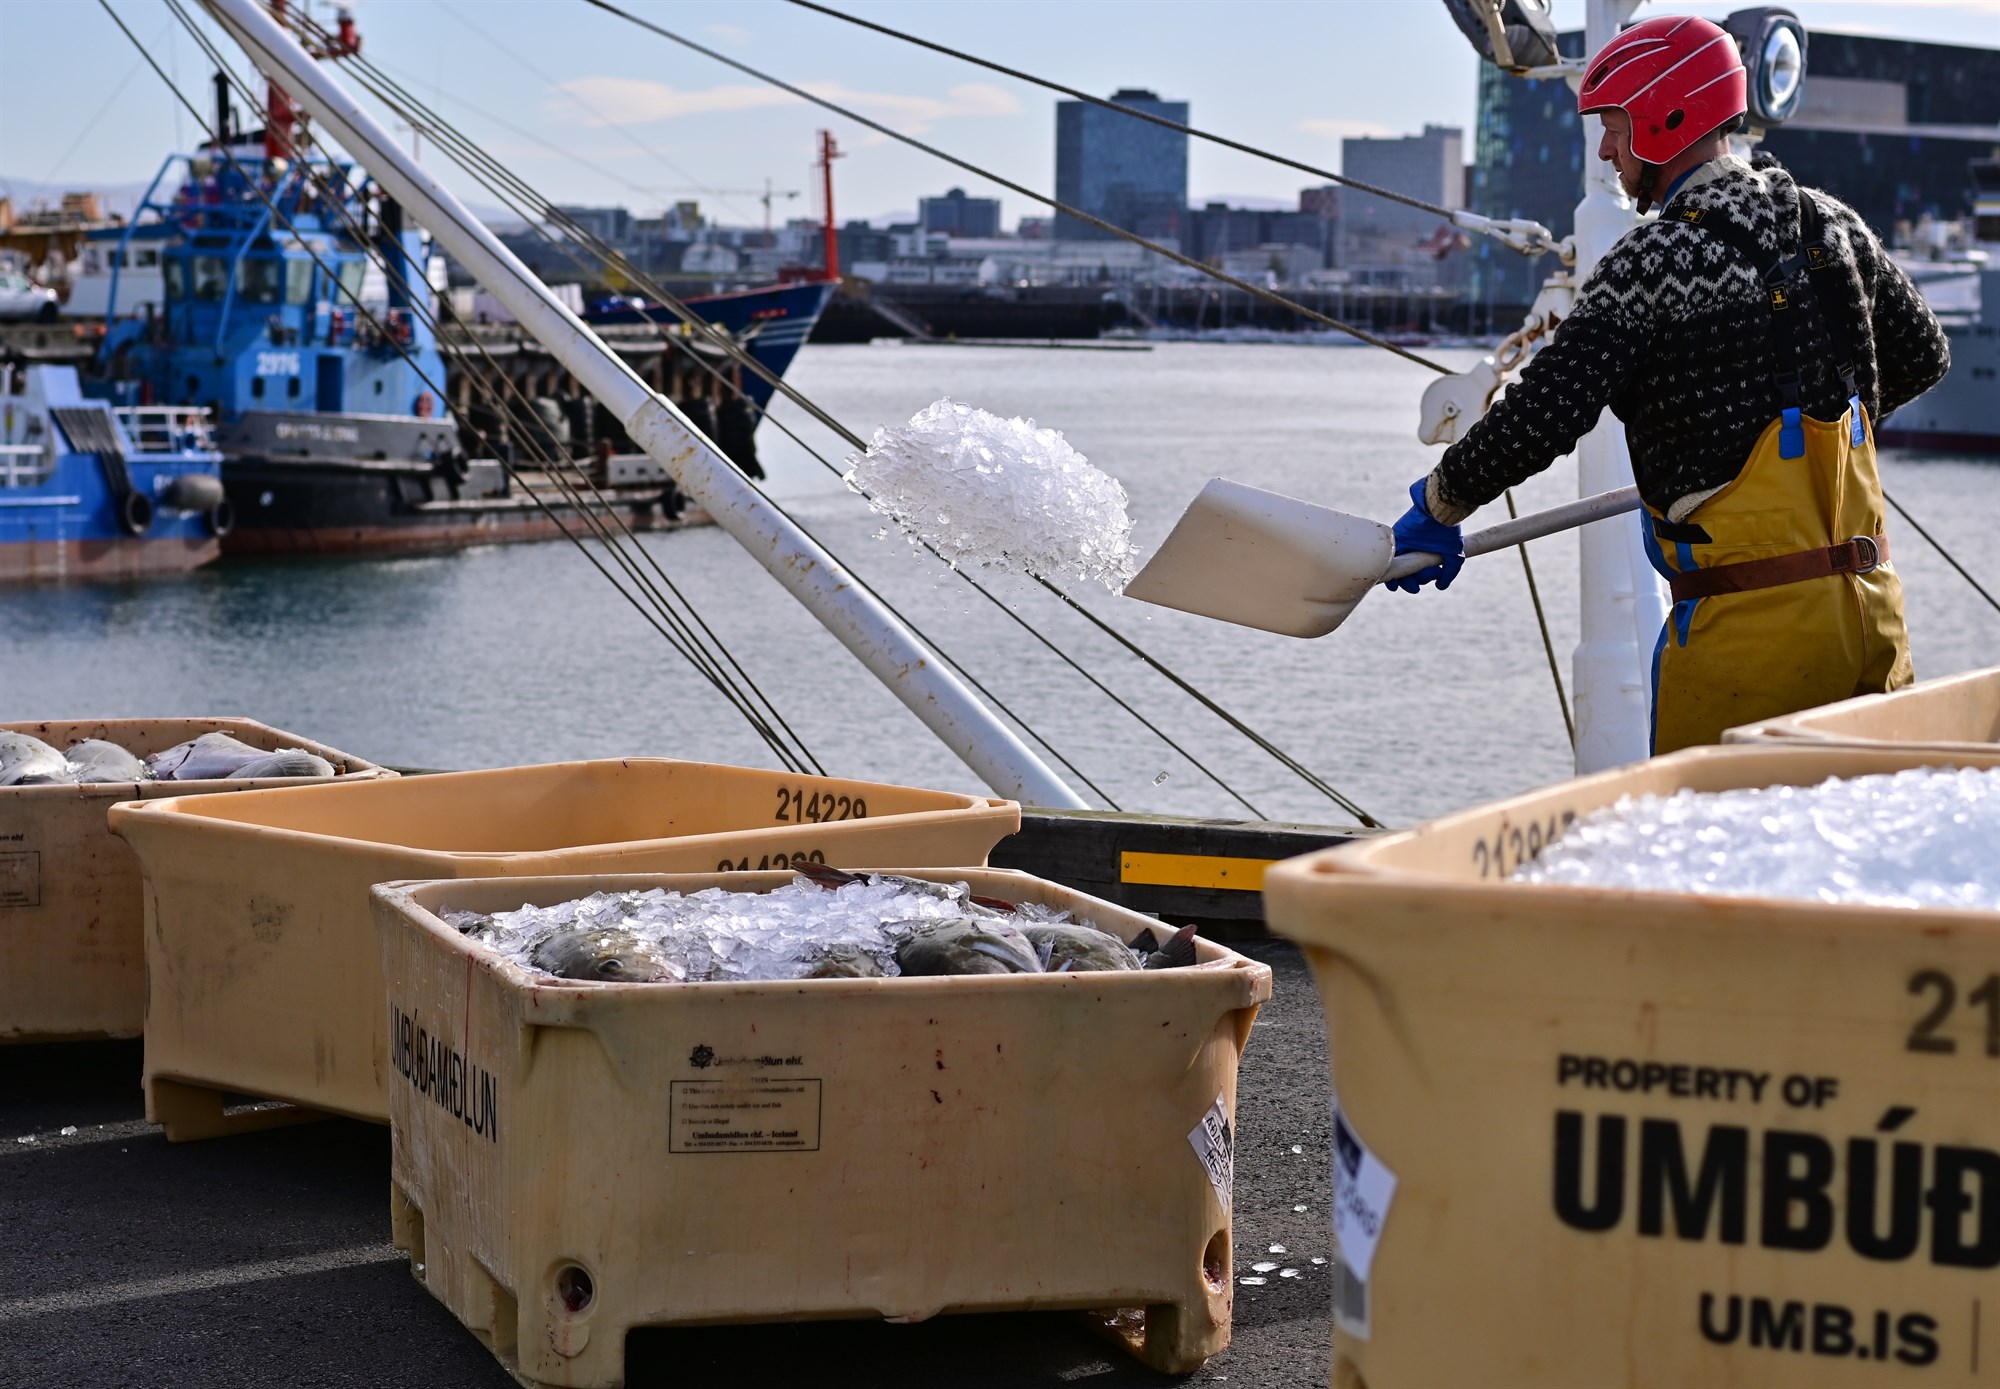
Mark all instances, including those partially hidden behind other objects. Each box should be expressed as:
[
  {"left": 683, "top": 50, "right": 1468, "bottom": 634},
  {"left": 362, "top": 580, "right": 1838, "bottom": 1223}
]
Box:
[{"left": 3, "top": 0, "right": 1997, "bottom": 230}]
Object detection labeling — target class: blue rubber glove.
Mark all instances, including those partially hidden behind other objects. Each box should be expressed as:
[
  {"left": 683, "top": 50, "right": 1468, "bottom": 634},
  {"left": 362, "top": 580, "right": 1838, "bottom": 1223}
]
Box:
[{"left": 1384, "top": 478, "right": 1465, "bottom": 594}]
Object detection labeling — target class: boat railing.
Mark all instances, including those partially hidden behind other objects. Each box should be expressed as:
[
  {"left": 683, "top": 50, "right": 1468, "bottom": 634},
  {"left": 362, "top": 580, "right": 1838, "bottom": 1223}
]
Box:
[
  {"left": 0, "top": 442, "right": 53, "bottom": 488},
  {"left": 113, "top": 405, "right": 215, "bottom": 455}
]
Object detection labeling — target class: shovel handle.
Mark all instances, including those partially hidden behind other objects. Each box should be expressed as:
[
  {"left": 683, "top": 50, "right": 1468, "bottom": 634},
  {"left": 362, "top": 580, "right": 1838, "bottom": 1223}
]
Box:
[{"left": 1382, "top": 485, "right": 1644, "bottom": 581}]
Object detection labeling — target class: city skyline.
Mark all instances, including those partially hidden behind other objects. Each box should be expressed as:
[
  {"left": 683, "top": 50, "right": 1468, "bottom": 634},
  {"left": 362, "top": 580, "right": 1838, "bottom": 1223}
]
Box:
[{"left": 3, "top": 0, "right": 1996, "bottom": 231}]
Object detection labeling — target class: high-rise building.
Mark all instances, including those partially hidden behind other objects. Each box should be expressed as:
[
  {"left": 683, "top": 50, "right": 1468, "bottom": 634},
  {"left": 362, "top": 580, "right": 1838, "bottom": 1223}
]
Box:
[
  {"left": 1054, "top": 89, "right": 1189, "bottom": 242},
  {"left": 1340, "top": 125, "right": 1465, "bottom": 279},
  {"left": 918, "top": 188, "right": 1002, "bottom": 239},
  {"left": 1466, "top": 30, "right": 1587, "bottom": 315}
]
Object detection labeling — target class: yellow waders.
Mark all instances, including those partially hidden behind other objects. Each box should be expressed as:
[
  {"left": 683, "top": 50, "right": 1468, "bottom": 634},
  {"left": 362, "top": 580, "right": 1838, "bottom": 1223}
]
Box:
[{"left": 1644, "top": 402, "right": 1911, "bottom": 754}]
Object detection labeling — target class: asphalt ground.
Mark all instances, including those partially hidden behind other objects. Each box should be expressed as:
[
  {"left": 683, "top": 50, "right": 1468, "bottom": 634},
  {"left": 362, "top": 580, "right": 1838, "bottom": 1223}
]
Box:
[{"left": 0, "top": 941, "right": 1333, "bottom": 1389}]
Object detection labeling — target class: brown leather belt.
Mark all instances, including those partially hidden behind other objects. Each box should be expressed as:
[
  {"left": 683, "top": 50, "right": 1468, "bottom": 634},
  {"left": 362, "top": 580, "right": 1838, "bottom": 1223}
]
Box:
[{"left": 1669, "top": 534, "right": 1888, "bottom": 603}]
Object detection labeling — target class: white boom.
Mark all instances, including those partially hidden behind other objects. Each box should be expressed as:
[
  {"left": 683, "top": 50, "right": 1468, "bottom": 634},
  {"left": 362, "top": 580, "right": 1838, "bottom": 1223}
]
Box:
[{"left": 200, "top": 0, "right": 1085, "bottom": 808}]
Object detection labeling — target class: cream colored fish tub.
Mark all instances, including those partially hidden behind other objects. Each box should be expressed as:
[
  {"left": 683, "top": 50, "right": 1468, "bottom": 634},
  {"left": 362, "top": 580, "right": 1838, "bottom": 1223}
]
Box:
[
  {"left": 372, "top": 868, "right": 1272, "bottom": 1388},
  {"left": 108, "top": 760, "right": 1019, "bottom": 1140},
  {"left": 1263, "top": 744, "right": 2000, "bottom": 1389},
  {"left": 1727, "top": 664, "right": 2000, "bottom": 753},
  {"left": 0, "top": 716, "right": 390, "bottom": 1044}
]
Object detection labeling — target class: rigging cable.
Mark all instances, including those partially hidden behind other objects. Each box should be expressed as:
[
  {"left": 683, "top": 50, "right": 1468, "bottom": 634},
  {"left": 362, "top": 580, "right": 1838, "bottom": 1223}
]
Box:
[
  {"left": 278, "top": 21, "right": 1125, "bottom": 809},
  {"left": 288, "top": 11, "right": 1379, "bottom": 821},
  {"left": 784, "top": 0, "right": 1496, "bottom": 234},
  {"left": 1502, "top": 488, "right": 1576, "bottom": 746},
  {"left": 573, "top": 0, "right": 1452, "bottom": 375},
  {"left": 131, "top": 0, "right": 827, "bottom": 776},
  {"left": 307, "top": 13, "right": 1380, "bottom": 823},
  {"left": 328, "top": 14, "right": 1378, "bottom": 825},
  {"left": 773, "top": 0, "right": 2000, "bottom": 629}
]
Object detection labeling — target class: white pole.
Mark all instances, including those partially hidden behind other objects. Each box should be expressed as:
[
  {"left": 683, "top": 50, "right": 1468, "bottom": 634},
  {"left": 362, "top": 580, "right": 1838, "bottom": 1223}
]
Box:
[
  {"left": 199, "top": 0, "right": 1085, "bottom": 808},
  {"left": 1570, "top": 0, "right": 1670, "bottom": 774}
]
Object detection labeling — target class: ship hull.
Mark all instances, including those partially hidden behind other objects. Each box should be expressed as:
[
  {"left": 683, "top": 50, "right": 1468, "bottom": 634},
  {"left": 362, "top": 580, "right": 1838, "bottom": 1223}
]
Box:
[
  {"left": 220, "top": 457, "right": 698, "bottom": 557},
  {"left": 0, "top": 534, "right": 219, "bottom": 583}
]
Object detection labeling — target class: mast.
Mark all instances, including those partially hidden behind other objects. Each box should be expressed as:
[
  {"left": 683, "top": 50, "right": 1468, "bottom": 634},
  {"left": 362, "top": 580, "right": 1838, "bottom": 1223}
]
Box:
[
  {"left": 197, "top": 0, "right": 1087, "bottom": 809},
  {"left": 1569, "top": 0, "right": 1668, "bottom": 773},
  {"left": 818, "top": 130, "right": 842, "bottom": 281}
]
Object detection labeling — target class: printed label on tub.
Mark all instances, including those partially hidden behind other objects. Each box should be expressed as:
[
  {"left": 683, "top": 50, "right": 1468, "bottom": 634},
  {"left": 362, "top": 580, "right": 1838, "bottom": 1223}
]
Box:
[
  {"left": 0, "top": 851, "right": 40, "bottom": 909},
  {"left": 670, "top": 1078, "right": 822, "bottom": 1153},
  {"left": 1187, "top": 1093, "right": 1234, "bottom": 1212},
  {"left": 1332, "top": 1091, "right": 1397, "bottom": 1341}
]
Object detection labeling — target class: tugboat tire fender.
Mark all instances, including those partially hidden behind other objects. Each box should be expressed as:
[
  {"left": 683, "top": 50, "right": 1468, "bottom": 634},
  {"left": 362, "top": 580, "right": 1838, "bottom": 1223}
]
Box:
[
  {"left": 207, "top": 498, "right": 236, "bottom": 539},
  {"left": 119, "top": 488, "right": 154, "bottom": 536}
]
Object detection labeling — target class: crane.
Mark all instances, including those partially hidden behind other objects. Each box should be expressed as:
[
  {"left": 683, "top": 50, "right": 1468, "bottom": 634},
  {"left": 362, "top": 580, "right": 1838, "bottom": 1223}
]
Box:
[{"left": 661, "top": 178, "right": 801, "bottom": 243}]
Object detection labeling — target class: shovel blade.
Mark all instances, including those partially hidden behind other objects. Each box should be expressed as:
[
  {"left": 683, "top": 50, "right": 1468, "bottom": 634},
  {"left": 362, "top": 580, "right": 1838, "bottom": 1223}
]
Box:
[{"left": 1123, "top": 478, "right": 1396, "bottom": 638}]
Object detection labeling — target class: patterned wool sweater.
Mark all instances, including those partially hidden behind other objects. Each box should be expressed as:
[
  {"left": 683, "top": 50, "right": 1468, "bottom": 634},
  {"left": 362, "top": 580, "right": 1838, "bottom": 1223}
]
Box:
[{"left": 1426, "top": 153, "right": 1951, "bottom": 524}]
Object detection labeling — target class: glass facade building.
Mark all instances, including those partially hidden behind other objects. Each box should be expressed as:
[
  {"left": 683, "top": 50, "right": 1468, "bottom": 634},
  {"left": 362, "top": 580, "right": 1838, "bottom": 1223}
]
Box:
[{"left": 1054, "top": 89, "right": 1189, "bottom": 242}]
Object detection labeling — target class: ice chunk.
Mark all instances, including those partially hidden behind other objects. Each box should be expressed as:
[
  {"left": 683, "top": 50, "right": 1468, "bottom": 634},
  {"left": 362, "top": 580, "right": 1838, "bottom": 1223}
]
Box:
[
  {"left": 1513, "top": 768, "right": 2000, "bottom": 909},
  {"left": 1250, "top": 1260, "right": 1280, "bottom": 1273},
  {"left": 1279, "top": 1268, "right": 1301, "bottom": 1279},
  {"left": 1238, "top": 1276, "right": 1268, "bottom": 1286},
  {"left": 1267, "top": 1244, "right": 1287, "bottom": 1254},
  {"left": 844, "top": 398, "right": 1137, "bottom": 591}
]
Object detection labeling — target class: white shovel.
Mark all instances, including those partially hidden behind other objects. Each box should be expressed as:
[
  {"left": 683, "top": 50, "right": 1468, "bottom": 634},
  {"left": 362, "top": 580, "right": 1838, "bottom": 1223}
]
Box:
[{"left": 1123, "top": 478, "right": 1644, "bottom": 638}]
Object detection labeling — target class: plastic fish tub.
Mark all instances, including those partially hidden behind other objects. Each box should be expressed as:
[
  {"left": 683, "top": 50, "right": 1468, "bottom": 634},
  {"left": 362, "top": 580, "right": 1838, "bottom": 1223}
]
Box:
[
  {"left": 372, "top": 868, "right": 1272, "bottom": 1387},
  {"left": 1262, "top": 744, "right": 2000, "bottom": 1389},
  {"left": 1726, "top": 664, "right": 2000, "bottom": 754},
  {"left": 107, "top": 760, "right": 1019, "bottom": 1139},
  {"left": 0, "top": 717, "right": 389, "bottom": 1044}
]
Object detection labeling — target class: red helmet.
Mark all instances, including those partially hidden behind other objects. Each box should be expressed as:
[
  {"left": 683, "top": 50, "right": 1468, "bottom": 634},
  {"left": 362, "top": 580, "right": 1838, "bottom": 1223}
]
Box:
[{"left": 1577, "top": 15, "right": 1747, "bottom": 165}]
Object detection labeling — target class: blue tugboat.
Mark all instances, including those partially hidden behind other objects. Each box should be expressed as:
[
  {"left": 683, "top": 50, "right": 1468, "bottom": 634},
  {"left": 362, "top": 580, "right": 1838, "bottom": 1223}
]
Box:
[
  {"left": 89, "top": 52, "right": 832, "bottom": 557},
  {"left": 0, "top": 362, "right": 225, "bottom": 584}
]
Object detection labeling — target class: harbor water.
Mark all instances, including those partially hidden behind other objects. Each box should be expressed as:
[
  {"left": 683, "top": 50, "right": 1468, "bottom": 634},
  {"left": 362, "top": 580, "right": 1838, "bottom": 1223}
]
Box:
[{"left": 4, "top": 342, "right": 1994, "bottom": 827}]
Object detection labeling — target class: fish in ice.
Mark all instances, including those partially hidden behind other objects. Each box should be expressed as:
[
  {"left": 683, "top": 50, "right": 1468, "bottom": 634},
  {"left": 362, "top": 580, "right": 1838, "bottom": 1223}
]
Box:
[
  {"left": 799, "top": 943, "right": 887, "bottom": 979},
  {"left": 147, "top": 732, "right": 331, "bottom": 781},
  {"left": 63, "top": 739, "right": 150, "bottom": 784},
  {"left": 528, "top": 927, "right": 680, "bottom": 983},
  {"left": 0, "top": 732, "right": 72, "bottom": 786},
  {"left": 895, "top": 917, "right": 1043, "bottom": 976},
  {"left": 229, "top": 749, "right": 335, "bottom": 780},
  {"left": 1020, "top": 922, "right": 1142, "bottom": 973}
]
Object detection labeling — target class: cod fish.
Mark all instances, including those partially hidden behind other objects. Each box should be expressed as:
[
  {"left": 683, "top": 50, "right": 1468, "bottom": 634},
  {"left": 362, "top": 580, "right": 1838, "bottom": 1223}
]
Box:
[
  {"left": 895, "top": 917, "right": 1043, "bottom": 977},
  {"left": 1020, "top": 922, "right": 1142, "bottom": 973},
  {"left": 799, "top": 943, "right": 887, "bottom": 980},
  {"left": 528, "top": 927, "right": 679, "bottom": 983},
  {"left": 147, "top": 732, "right": 331, "bottom": 781},
  {"left": 63, "top": 739, "right": 150, "bottom": 784},
  {"left": 229, "top": 749, "right": 335, "bottom": 780},
  {"left": 1131, "top": 924, "right": 1200, "bottom": 970},
  {"left": 0, "top": 732, "right": 72, "bottom": 786}
]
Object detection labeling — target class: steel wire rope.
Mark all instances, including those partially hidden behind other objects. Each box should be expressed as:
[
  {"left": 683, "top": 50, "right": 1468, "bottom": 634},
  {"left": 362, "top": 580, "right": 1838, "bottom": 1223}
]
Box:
[
  {"left": 273, "top": 6, "right": 1126, "bottom": 802},
  {"left": 130, "top": 0, "right": 825, "bottom": 776},
  {"left": 814, "top": 3, "right": 2000, "bottom": 637},
  {"left": 429, "top": 0, "right": 763, "bottom": 225},
  {"left": 784, "top": 0, "right": 1487, "bottom": 231},
  {"left": 297, "top": 25, "right": 1293, "bottom": 816},
  {"left": 327, "top": 26, "right": 1363, "bottom": 824},
  {"left": 305, "top": 9, "right": 1383, "bottom": 824},
  {"left": 261, "top": 95, "right": 826, "bottom": 780},
  {"left": 573, "top": 0, "right": 1451, "bottom": 375},
  {"left": 785, "top": 7, "right": 2000, "bottom": 635},
  {"left": 1502, "top": 488, "right": 1576, "bottom": 746},
  {"left": 174, "top": 5, "right": 821, "bottom": 774}
]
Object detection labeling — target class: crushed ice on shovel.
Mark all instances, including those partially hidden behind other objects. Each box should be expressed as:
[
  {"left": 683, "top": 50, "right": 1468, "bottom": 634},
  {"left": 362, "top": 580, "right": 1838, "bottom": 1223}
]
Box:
[
  {"left": 844, "top": 398, "right": 1137, "bottom": 592},
  {"left": 444, "top": 868, "right": 1197, "bottom": 983},
  {"left": 1512, "top": 767, "right": 2000, "bottom": 909}
]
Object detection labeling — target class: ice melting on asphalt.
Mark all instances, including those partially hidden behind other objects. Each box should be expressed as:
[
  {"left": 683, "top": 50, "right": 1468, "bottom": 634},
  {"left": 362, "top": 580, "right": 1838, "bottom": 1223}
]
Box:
[
  {"left": 446, "top": 877, "right": 1076, "bottom": 984},
  {"left": 844, "top": 398, "right": 1137, "bottom": 591},
  {"left": 1513, "top": 767, "right": 2000, "bottom": 909}
]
